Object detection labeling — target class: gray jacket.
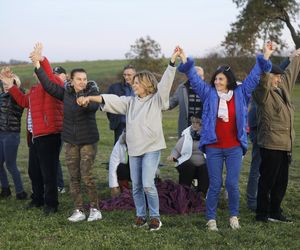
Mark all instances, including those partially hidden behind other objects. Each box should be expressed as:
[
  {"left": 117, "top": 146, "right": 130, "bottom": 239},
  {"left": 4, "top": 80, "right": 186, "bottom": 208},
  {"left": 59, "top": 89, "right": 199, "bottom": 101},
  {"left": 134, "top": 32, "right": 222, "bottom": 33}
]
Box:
[{"left": 169, "top": 82, "right": 190, "bottom": 137}]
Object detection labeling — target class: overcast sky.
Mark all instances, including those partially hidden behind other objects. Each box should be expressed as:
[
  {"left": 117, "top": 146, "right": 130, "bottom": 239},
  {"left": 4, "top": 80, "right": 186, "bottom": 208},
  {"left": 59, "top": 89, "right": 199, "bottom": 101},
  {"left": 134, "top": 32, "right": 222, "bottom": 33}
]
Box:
[{"left": 1, "top": 0, "right": 297, "bottom": 62}]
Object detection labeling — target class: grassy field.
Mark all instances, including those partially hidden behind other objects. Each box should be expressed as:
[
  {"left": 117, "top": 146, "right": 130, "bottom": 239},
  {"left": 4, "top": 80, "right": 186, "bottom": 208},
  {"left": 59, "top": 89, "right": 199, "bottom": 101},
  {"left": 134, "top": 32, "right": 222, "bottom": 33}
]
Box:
[{"left": 0, "top": 81, "right": 299, "bottom": 249}]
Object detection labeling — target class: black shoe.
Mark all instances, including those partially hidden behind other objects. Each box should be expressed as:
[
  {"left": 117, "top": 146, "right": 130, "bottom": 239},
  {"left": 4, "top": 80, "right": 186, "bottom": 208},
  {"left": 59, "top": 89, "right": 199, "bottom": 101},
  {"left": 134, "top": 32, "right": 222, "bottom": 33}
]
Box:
[
  {"left": 25, "top": 201, "right": 44, "bottom": 210},
  {"left": 0, "top": 187, "right": 11, "bottom": 198},
  {"left": 256, "top": 214, "right": 268, "bottom": 222},
  {"left": 268, "top": 214, "right": 292, "bottom": 223},
  {"left": 43, "top": 206, "right": 58, "bottom": 216},
  {"left": 16, "top": 191, "right": 28, "bottom": 200}
]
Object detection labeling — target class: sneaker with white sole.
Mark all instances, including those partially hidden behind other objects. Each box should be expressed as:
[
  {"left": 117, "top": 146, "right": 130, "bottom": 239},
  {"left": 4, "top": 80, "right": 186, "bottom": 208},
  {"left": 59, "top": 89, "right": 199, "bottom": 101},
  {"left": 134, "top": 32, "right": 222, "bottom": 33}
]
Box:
[
  {"left": 68, "top": 209, "right": 86, "bottom": 222},
  {"left": 149, "top": 218, "right": 162, "bottom": 231},
  {"left": 87, "top": 208, "right": 102, "bottom": 222},
  {"left": 206, "top": 219, "right": 218, "bottom": 231},
  {"left": 58, "top": 187, "right": 66, "bottom": 194},
  {"left": 229, "top": 216, "right": 241, "bottom": 230},
  {"left": 133, "top": 217, "right": 148, "bottom": 228}
]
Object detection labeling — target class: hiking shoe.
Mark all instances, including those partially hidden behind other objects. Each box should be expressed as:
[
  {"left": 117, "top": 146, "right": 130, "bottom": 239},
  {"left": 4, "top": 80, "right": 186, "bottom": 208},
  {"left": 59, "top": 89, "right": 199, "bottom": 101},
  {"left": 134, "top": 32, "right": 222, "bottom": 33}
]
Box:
[
  {"left": 68, "top": 209, "right": 86, "bottom": 222},
  {"left": 149, "top": 218, "right": 162, "bottom": 231},
  {"left": 16, "top": 191, "right": 28, "bottom": 200},
  {"left": 87, "top": 208, "right": 102, "bottom": 222},
  {"left": 229, "top": 216, "right": 241, "bottom": 230},
  {"left": 268, "top": 214, "right": 292, "bottom": 223},
  {"left": 133, "top": 217, "right": 147, "bottom": 228},
  {"left": 57, "top": 187, "right": 66, "bottom": 194},
  {"left": 0, "top": 187, "right": 11, "bottom": 198},
  {"left": 206, "top": 219, "right": 218, "bottom": 231}
]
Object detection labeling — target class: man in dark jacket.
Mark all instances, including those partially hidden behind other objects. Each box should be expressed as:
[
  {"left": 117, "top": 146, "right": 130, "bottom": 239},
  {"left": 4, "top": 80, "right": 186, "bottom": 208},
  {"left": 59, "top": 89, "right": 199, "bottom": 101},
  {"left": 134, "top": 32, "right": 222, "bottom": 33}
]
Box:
[
  {"left": 106, "top": 65, "right": 136, "bottom": 144},
  {"left": 254, "top": 48, "right": 300, "bottom": 222}
]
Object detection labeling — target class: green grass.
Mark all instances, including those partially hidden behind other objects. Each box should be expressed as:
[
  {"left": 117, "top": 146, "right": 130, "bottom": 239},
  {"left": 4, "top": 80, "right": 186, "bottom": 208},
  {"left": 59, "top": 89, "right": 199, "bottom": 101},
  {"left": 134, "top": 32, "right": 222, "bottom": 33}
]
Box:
[{"left": 0, "top": 84, "right": 300, "bottom": 249}]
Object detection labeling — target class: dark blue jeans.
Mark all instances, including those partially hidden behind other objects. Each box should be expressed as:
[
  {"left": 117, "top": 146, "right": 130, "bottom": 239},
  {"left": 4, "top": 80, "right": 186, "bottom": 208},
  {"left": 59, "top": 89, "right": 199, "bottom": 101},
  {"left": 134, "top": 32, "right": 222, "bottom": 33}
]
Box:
[
  {"left": 0, "top": 132, "right": 25, "bottom": 194},
  {"left": 246, "top": 129, "right": 261, "bottom": 210}
]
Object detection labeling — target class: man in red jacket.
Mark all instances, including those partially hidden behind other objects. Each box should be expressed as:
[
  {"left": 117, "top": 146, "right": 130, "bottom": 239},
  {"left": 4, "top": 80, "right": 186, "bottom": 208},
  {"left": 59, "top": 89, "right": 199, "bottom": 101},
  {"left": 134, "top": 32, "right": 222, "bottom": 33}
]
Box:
[{"left": 1, "top": 50, "right": 64, "bottom": 215}]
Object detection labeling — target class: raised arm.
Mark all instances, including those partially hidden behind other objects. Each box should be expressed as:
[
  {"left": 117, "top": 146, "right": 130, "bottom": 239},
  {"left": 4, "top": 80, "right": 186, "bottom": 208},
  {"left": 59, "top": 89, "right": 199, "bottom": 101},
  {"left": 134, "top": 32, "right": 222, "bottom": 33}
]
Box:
[
  {"left": 241, "top": 42, "right": 273, "bottom": 99},
  {"left": 34, "top": 67, "right": 65, "bottom": 101},
  {"left": 31, "top": 42, "right": 64, "bottom": 86},
  {"left": 0, "top": 67, "right": 29, "bottom": 107},
  {"left": 177, "top": 49, "right": 210, "bottom": 102},
  {"left": 157, "top": 47, "right": 180, "bottom": 109},
  {"left": 281, "top": 48, "right": 300, "bottom": 94},
  {"left": 168, "top": 85, "right": 180, "bottom": 110}
]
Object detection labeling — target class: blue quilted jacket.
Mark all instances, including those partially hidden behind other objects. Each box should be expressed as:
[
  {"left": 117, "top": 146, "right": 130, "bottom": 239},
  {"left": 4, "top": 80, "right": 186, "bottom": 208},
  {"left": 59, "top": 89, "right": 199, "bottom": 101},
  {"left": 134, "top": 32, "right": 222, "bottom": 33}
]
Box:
[{"left": 177, "top": 55, "right": 271, "bottom": 155}]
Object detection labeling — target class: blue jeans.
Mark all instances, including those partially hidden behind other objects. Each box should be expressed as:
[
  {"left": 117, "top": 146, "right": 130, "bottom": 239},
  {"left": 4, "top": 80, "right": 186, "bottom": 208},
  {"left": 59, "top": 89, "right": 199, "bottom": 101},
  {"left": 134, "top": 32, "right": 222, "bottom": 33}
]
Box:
[
  {"left": 205, "top": 146, "right": 243, "bottom": 220},
  {"left": 129, "top": 150, "right": 161, "bottom": 219},
  {"left": 246, "top": 129, "right": 261, "bottom": 210},
  {"left": 0, "top": 132, "right": 25, "bottom": 193}
]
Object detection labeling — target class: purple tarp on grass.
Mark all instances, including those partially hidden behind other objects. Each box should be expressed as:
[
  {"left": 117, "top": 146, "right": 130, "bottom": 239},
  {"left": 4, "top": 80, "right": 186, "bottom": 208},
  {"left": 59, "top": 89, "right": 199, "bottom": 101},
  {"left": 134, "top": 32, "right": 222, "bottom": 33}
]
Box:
[{"left": 99, "top": 180, "right": 205, "bottom": 214}]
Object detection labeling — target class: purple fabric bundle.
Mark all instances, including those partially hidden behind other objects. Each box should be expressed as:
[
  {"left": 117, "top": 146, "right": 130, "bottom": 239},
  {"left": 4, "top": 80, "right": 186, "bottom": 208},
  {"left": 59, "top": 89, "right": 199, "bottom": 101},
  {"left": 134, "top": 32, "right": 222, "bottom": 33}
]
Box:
[{"left": 99, "top": 180, "right": 205, "bottom": 214}]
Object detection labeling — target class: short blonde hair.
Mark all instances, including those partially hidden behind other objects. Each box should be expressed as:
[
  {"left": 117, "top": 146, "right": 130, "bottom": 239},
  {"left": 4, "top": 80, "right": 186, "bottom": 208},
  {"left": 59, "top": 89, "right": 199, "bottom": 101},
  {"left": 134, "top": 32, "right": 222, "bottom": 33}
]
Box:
[{"left": 133, "top": 70, "right": 158, "bottom": 96}]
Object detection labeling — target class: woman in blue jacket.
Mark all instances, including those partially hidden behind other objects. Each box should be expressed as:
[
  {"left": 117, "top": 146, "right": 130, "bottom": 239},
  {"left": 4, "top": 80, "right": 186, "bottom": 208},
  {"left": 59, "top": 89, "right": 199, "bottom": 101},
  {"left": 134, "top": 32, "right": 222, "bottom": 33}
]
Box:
[{"left": 177, "top": 43, "right": 273, "bottom": 231}]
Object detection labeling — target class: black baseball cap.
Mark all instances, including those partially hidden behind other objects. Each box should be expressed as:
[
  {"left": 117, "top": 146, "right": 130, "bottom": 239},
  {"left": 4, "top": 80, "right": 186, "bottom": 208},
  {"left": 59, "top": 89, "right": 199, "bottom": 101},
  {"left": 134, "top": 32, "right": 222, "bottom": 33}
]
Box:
[{"left": 53, "top": 66, "right": 66, "bottom": 75}]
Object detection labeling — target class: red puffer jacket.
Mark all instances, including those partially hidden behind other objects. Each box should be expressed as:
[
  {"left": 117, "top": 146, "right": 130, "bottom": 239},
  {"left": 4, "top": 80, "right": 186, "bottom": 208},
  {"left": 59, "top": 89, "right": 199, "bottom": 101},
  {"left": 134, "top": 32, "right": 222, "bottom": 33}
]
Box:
[{"left": 8, "top": 57, "right": 63, "bottom": 140}]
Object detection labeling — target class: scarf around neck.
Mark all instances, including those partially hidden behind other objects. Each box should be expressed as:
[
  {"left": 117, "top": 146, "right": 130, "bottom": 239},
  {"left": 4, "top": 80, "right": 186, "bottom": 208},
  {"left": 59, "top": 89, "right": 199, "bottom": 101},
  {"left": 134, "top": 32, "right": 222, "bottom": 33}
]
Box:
[{"left": 217, "top": 90, "right": 233, "bottom": 122}]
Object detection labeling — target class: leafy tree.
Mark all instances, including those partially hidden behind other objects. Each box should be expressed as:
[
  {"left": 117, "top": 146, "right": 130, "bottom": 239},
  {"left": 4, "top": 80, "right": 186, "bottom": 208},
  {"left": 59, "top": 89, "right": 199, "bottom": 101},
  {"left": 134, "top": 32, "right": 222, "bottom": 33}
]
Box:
[
  {"left": 125, "top": 36, "right": 165, "bottom": 73},
  {"left": 222, "top": 0, "right": 300, "bottom": 55}
]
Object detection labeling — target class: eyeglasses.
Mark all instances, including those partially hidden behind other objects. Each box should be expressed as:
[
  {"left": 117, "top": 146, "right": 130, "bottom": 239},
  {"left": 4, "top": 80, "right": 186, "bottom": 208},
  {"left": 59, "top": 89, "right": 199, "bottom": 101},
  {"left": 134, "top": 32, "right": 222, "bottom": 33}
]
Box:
[{"left": 217, "top": 65, "right": 231, "bottom": 72}]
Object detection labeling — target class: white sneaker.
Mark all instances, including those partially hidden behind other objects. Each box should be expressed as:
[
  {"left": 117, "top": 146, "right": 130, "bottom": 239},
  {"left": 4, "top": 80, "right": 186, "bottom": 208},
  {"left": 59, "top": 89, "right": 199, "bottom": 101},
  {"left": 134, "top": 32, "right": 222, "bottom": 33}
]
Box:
[
  {"left": 58, "top": 187, "right": 66, "bottom": 194},
  {"left": 229, "top": 216, "right": 241, "bottom": 230},
  {"left": 206, "top": 219, "right": 218, "bottom": 231},
  {"left": 87, "top": 208, "right": 102, "bottom": 222},
  {"left": 68, "top": 209, "right": 86, "bottom": 222}
]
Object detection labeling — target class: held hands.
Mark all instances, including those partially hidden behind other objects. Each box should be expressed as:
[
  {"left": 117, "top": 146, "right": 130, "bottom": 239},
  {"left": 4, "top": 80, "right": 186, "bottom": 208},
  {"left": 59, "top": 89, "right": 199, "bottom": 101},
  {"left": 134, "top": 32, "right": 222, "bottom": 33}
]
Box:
[
  {"left": 77, "top": 96, "right": 90, "bottom": 107},
  {"left": 171, "top": 46, "right": 187, "bottom": 64},
  {"left": 289, "top": 48, "right": 300, "bottom": 61},
  {"left": 167, "top": 155, "right": 177, "bottom": 162},
  {"left": 29, "top": 42, "right": 43, "bottom": 68},
  {"left": 170, "top": 46, "right": 182, "bottom": 64},
  {"left": 263, "top": 41, "right": 275, "bottom": 60},
  {"left": 0, "top": 67, "right": 15, "bottom": 90}
]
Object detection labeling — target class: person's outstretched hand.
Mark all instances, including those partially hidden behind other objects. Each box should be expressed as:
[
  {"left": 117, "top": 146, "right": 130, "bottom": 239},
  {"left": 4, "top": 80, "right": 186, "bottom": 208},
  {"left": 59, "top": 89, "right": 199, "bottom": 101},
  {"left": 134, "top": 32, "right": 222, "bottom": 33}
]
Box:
[
  {"left": 289, "top": 48, "right": 300, "bottom": 61},
  {"left": 29, "top": 42, "right": 43, "bottom": 68},
  {"left": 0, "top": 67, "right": 14, "bottom": 90},
  {"left": 178, "top": 47, "right": 187, "bottom": 64},
  {"left": 263, "top": 41, "right": 275, "bottom": 60},
  {"left": 170, "top": 46, "right": 181, "bottom": 64}
]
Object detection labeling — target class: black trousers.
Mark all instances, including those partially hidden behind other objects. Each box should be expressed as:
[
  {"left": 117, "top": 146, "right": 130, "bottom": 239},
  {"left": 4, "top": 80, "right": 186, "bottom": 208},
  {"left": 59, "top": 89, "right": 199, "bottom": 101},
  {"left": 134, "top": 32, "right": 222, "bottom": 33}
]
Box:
[
  {"left": 176, "top": 160, "right": 209, "bottom": 195},
  {"left": 256, "top": 148, "right": 289, "bottom": 217},
  {"left": 117, "top": 163, "right": 131, "bottom": 181},
  {"left": 114, "top": 122, "right": 126, "bottom": 145},
  {"left": 28, "top": 133, "right": 61, "bottom": 208}
]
